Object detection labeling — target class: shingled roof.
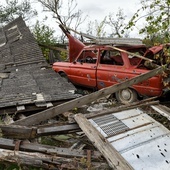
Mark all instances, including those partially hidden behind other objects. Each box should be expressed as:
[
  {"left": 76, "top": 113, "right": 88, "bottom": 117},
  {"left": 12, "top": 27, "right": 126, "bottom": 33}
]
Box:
[{"left": 0, "top": 17, "right": 78, "bottom": 113}]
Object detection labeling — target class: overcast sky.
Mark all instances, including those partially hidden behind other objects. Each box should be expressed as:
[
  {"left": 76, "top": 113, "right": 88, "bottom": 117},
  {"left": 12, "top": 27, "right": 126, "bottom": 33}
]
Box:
[
  {"left": 77, "top": 0, "right": 140, "bottom": 19},
  {"left": 76, "top": 0, "right": 142, "bottom": 37},
  {"left": 30, "top": 0, "right": 143, "bottom": 38}
]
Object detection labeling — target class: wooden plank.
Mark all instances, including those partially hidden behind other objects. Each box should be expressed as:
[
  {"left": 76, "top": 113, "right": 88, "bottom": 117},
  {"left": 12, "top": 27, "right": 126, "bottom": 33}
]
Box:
[
  {"left": 85, "top": 99, "right": 159, "bottom": 119},
  {"left": 12, "top": 66, "right": 165, "bottom": 126},
  {"left": 151, "top": 104, "right": 170, "bottom": 120},
  {"left": 69, "top": 98, "right": 159, "bottom": 123},
  {"left": 0, "top": 125, "right": 36, "bottom": 139},
  {"left": 107, "top": 45, "right": 154, "bottom": 62},
  {"left": 1, "top": 101, "right": 158, "bottom": 139},
  {"left": 0, "top": 148, "right": 108, "bottom": 169},
  {"left": 39, "top": 43, "right": 68, "bottom": 53},
  {"left": 37, "top": 124, "right": 80, "bottom": 136},
  {"left": 74, "top": 113, "right": 134, "bottom": 170},
  {"left": 0, "top": 138, "right": 102, "bottom": 159},
  {"left": 0, "top": 124, "right": 80, "bottom": 139}
]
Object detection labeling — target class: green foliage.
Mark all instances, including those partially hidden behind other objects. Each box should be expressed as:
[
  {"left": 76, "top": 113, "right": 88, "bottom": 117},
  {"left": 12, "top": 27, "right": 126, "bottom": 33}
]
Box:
[
  {"left": 0, "top": 0, "right": 37, "bottom": 24},
  {"left": 0, "top": 163, "right": 42, "bottom": 170},
  {"left": 0, "top": 163, "right": 20, "bottom": 170},
  {"left": 60, "top": 51, "right": 68, "bottom": 61},
  {"left": 143, "top": 31, "right": 170, "bottom": 46},
  {"left": 33, "top": 20, "right": 56, "bottom": 45},
  {"left": 95, "top": 17, "right": 107, "bottom": 37},
  {"left": 32, "top": 20, "right": 57, "bottom": 61},
  {"left": 126, "top": 0, "right": 170, "bottom": 43}
]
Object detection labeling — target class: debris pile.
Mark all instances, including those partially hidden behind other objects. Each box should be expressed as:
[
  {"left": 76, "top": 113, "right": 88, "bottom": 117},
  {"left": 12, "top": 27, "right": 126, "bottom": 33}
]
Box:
[
  {"left": 1, "top": 17, "right": 170, "bottom": 170},
  {"left": 1, "top": 67, "right": 170, "bottom": 169}
]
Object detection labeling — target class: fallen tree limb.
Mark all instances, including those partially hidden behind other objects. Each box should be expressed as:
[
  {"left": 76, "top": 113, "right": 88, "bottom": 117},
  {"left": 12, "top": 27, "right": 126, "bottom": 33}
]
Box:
[{"left": 12, "top": 66, "right": 165, "bottom": 126}]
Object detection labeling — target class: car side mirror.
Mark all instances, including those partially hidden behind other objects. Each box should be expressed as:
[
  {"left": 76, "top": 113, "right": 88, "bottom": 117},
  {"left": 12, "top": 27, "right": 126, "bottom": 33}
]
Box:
[{"left": 73, "top": 61, "right": 76, "bottom": 64}]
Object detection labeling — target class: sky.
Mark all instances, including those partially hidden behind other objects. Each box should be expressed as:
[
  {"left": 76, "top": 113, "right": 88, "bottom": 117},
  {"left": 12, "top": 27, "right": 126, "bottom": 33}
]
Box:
[
  {"left": 1, "top": 0, "right": 143, "bottom": 38},
  {"left": 77, "top": 0, "right": 140, "bottom": 20},
  {"left": 76, "top": 0, "right": 142, "bottom": 37}
]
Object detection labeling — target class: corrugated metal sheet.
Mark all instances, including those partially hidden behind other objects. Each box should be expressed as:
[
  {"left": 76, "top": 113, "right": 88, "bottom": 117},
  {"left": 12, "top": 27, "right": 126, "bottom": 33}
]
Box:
[{"left": 90, "top": 108, "right": 170, "bottom": 169}]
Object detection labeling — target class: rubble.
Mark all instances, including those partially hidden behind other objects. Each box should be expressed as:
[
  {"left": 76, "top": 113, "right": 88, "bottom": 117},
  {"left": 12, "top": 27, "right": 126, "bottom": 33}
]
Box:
[{"left": 0, "top": 65, "right": 170, "bottom": 169}]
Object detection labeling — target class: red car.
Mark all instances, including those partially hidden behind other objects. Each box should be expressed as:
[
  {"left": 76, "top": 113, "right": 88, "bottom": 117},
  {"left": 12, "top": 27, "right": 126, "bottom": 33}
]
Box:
[{"left": 52, "top": 26, "right": 168, "bottom": 103}]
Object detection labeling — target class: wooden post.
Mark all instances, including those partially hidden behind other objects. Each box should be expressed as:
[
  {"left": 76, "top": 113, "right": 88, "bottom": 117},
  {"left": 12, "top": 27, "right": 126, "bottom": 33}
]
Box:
[
  {"left": 12, "top": 66, "right": 165, "bottom": 126},
  {"left": 74, "top": 113, "right": 134, "bottom": 170}
]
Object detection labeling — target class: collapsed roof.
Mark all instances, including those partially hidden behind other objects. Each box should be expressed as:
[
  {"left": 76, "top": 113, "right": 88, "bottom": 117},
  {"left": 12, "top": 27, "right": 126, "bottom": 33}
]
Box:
[{"left": 0, "top": 17, "right": 78, "bottom": 113}]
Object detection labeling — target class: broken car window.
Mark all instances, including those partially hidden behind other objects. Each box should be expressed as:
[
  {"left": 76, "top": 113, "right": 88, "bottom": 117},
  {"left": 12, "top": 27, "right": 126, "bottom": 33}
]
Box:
[
  {"left": 77, "top": 50, "right": 97, "bottom": 64},
  {"left": 128, "top": 52, "right": 142, "bottom": 66}
]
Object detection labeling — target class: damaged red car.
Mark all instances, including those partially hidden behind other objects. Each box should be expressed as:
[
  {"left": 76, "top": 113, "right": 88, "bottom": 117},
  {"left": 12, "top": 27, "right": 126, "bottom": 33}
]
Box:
[{"left": 52, "top": 26, "right": 170, "bottom": 103}]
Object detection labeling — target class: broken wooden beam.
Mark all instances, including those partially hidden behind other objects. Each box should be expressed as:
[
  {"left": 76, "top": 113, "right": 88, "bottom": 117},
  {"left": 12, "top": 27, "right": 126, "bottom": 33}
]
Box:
[
  {"left": 0, "top": 148, "right": 108, "bottom": 169},
  {"left": 69, "top": 98, "right": 159, "bottom": 123},
  {"left": 0, "top": 138, "right": 102, "bottom": 159},
  {"left": 0, "top": 124, "right": 80, "bottom": 139},
  {"left": 37, "top": 124, "right": 79, "bottom": 136},
  {"left": 0, "top": 125, "right": 36, "bottom": 139},
  {"left": 74, "top": 113, "right": 134, "bottom": 170},
  {"left": 12, "top": 66, "right": 165, "bottom": 126},
  {"left": 0, "top": 99, "right": 158, "bottom": 139},
  {"left": 151, "top": 104, "right": 170, "bottom": 120}
]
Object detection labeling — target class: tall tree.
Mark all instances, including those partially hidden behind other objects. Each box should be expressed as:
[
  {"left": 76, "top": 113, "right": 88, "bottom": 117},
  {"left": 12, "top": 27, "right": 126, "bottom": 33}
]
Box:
[
  {"left": 86, "top": 17, "right": 107, "bottom": 37},
  {"left": 32, "top": 19, "right": 58, "bottom": 62},
  {"left": 37, "top": 0, "right": 87, "bottom": 42},
  {"left": 127, "top": 0, "right": 170, "bottom": 43},
  {"left": 107, "top": 9, "right": 129, "bottom": 38},
  {"left": 33, "top": 20, "right": 56, "bottom": 45},
  {"left": 0, "top": 0, "right": 37, "bottom": 25}
]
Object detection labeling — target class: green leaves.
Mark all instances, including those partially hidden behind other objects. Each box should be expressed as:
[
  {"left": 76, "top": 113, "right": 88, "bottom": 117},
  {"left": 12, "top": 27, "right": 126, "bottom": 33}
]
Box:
[
  {"left": 0, "top": 0, "right": 37, "bottom": 24},
  {"left": 32, "top": 20, "right": 57, "bottom": 61},
  {"left": 126, "top": 0, "right": 170, "bottom": 44},
  {"left": 33, "top": 20, "right": 56, "bottom": 45}
]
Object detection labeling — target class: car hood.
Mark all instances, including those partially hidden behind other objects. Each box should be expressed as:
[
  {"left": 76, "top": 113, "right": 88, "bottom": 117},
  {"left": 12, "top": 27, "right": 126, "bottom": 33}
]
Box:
[{"left": 67, "top": 33, "right": 85, "bottom": 62}]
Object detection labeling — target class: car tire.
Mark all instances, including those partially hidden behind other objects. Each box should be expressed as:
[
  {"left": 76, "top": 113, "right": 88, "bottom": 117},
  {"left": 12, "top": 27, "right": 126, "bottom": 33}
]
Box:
[
  {"left": 59, "top": 72, "right": 69, "bottom": 82},
  {"left": 115, "top": 88, "right": 137, "bottom": 104}
]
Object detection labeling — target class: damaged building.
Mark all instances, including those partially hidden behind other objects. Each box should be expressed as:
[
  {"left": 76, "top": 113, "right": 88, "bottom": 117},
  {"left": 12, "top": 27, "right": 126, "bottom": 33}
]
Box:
[{"left": 0, "top": 17, "right": 79, "bottom": 114}]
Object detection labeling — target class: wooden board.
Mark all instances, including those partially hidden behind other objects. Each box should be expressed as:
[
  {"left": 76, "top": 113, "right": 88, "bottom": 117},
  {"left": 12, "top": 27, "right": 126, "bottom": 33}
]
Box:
[
  {"left": 74, "top": 113, "right": 134, "bottom": 170},
  {"left": 0, "top": 138, "right": 101, "bottom": 159}
]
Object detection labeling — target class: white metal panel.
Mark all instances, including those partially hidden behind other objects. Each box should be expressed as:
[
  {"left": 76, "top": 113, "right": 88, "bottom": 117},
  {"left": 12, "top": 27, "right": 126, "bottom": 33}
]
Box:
[
  {"left": 110, "top": 126, "right": 170, "bottom": 152},
  {"left": 121, "top": 135, "right": 170, "bottom": 170},
  {"left": 89, "top": 107, "right": 170, "bottom": 170},
  {"left": 113, "top": 108, "right": 143, "bottom": 120},
  {"left": 108, "top": 123, "right": 158, "bottom": 143}
]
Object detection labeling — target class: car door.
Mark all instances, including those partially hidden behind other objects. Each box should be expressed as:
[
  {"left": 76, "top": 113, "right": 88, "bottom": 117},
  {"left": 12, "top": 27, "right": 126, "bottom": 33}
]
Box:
[
  {"left": 68, "top": 49, "right": 98, "bottom": 88},
  {"left": 97, "top": 48, "right": 130, "bottom": 89}
]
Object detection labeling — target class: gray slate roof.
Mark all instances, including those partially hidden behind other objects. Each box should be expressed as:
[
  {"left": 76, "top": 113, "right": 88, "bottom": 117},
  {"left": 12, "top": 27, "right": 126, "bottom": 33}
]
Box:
[{"left": 0, "top": 17, "right": 78, "bottom": 111}]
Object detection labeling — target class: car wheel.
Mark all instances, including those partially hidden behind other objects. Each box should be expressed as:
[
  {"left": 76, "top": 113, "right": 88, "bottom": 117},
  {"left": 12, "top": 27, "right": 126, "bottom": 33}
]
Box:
[
  {"left": 115, "top": 88, "right": 137, "bottom": 104},
  {"left": 59, "top": 72, "right": 69, "bottom": 82}
]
